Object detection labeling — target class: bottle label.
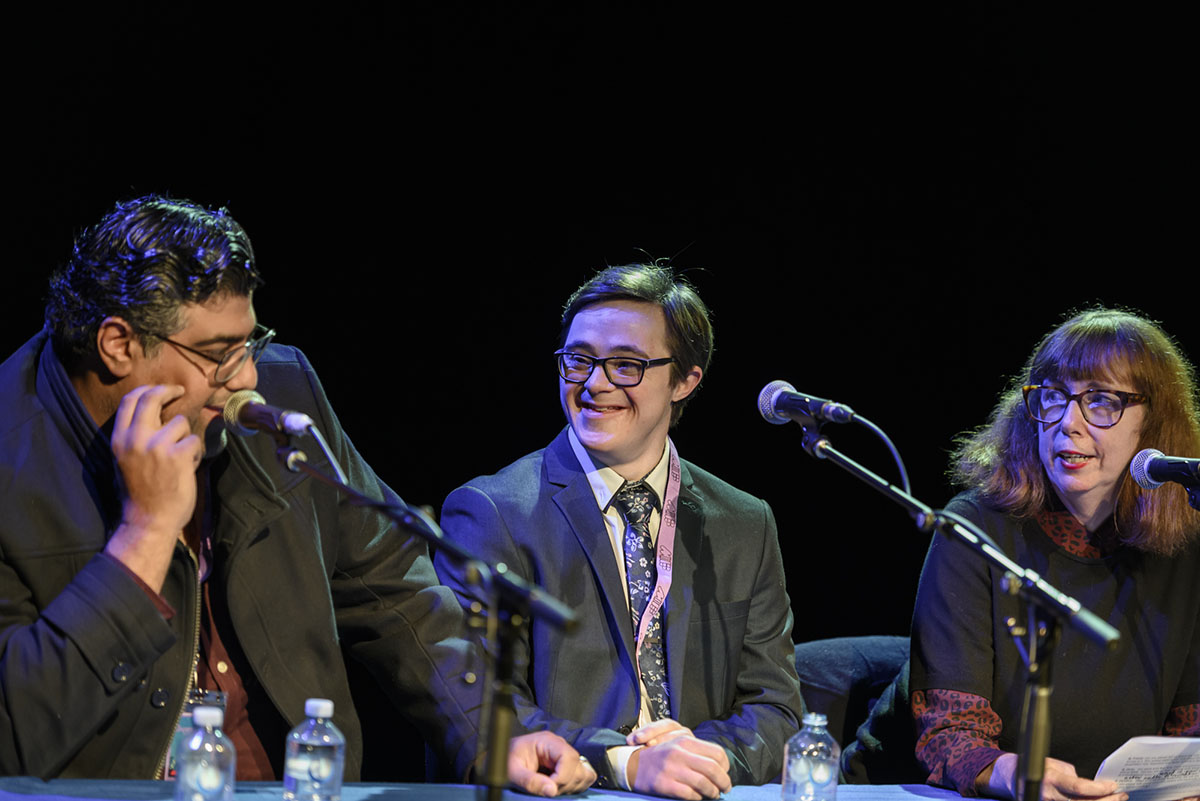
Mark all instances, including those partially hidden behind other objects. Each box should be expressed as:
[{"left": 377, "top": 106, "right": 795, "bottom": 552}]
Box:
[
  {"left": 166, "top": 690, "right": 228, "bottom": 780},
  {"left": 282, "top": 742, "right": 344, "bottom": 801},
  {"left": 285, "top": 755, "right": 336, "bottom": 781},
  {"left": 172, "top": 731, "right": 233, "bottom": 801}
]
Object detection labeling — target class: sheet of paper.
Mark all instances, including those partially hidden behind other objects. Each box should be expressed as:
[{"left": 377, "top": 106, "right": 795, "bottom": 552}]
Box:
[{"left": 1095, "top": 736, "right": 1200, "bottom": 801}]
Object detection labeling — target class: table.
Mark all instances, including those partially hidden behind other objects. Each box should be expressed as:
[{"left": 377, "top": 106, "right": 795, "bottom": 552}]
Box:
[{"left": 0, "top": 778, "right": 965, "bottom": 801}]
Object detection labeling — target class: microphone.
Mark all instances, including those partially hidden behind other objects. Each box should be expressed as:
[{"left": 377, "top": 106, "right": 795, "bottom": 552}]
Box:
[
  {"left": 223, "top": 390, "right": 314, "bottom": 437},
  {"left": 1129, "top": 448, "right": 1200, "bottom": 490},
  {"left": 758, "top": 380, "right": 855, "bottom": 425}
]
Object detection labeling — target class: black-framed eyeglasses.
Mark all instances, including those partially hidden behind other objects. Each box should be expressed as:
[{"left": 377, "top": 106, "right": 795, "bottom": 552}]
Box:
[
  {"left": 1022, "top": 384, "right": 1149, "bottom": 429},
  {"left": 555, "top": 350, "right": 675, "bottom": 387},
  {"left": 152, "top": 324, "right": 276, "bottom": 383}
]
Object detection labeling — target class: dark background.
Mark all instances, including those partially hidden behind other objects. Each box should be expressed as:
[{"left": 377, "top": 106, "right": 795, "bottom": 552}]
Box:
[{"left": 6, "top": 6, "right": 1195, "bottom": 643}]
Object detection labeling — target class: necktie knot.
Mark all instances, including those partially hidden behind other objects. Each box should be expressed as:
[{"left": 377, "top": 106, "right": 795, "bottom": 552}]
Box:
[{"left": 614, "top": 481, "right": 658, "bottom": 529}]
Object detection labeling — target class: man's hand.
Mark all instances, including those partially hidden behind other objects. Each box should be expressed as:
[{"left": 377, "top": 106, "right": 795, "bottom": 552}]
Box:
[
  {"left": 104, "top": 385, "right": 202, "bottom": 592},
  {"left": 627, "top": 719, "right": 695, "bottom": 748},
  {"left": 627, "top": 729, "right": 732, "bottom": 800},
  {"left": 981, "top": 753, "right": 1128, "bottom": 801},
  {"left": 507, "top": 731, "right": 597, "bottom": 797}
]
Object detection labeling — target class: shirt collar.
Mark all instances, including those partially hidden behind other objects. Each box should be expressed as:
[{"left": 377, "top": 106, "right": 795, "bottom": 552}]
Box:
[
  {"left": 566, "top": 427, "right": 671, "bottom": 515},
  {"left": 37, "top": 331, "right": 115, "bottom": 484}
]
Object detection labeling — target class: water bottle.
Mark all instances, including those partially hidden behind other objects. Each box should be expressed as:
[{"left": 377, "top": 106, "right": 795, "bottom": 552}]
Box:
[
  {"left": 173, "top": 705, "right": 236, "bottom": 801},
  {"left": 782, "top": 712, "right": 841, "bottom": 801},
  {"left": 283, "top": 698, "right": 346, "bottom": 801}
]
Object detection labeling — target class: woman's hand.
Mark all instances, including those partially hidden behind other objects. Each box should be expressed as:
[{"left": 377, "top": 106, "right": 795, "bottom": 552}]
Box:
[{"left": 979, "top": 753, "right": 1128, "bottom": 801}]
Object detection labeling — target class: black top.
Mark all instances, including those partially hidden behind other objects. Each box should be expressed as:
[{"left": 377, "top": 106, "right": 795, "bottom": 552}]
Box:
[{"left": 910, "top": 490, "right": 1200, "bottom": 778}]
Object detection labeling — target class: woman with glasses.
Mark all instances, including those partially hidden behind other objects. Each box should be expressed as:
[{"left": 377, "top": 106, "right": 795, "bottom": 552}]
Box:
[{"left": 909, "top": 308, "right": 1200, "bottom": 801}]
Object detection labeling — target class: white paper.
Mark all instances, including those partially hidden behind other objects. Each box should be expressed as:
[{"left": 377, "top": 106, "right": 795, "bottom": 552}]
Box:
[{"left": 1095, "top": 736, "right": 1200, "bottom": 801}]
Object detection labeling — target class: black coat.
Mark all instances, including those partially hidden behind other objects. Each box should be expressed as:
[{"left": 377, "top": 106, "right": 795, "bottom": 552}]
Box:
[{"left": 0, "top": 332, "right": 483, "bottom": 779}]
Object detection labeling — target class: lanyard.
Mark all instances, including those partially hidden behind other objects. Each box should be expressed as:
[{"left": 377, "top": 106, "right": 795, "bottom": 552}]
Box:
[{"left": 633, "top": 439, "right": 680, "bottom": 652}]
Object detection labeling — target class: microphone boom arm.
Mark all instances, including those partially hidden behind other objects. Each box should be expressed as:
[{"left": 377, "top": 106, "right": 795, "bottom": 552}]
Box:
[
  {"left": 261, "top": 423, "right": 577, "bottom": 801},
  {"left": 778, "top": 413, "right": 1119, "bottom": 801}
]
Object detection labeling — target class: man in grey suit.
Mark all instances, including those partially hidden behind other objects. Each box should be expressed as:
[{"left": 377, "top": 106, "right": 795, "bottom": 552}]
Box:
[{"left": 435, "top": 264, "right": 804, "bottom": 799}]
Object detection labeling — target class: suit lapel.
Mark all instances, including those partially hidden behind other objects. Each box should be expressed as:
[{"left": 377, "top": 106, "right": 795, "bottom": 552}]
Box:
[
  {"left": 545, "top": 430, "right": 639, "bottom": 667},
  {"left": 664, "top": 459, "right": 699, "bottom": 719}
]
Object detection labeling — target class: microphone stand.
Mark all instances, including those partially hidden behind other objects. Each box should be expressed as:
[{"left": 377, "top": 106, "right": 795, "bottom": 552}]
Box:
[
  {"left": 262, "top": 428, "right": 576, "bottom": 801},
  {"left": 785, "top": 414, "right": 1120, "bottom": 801}
]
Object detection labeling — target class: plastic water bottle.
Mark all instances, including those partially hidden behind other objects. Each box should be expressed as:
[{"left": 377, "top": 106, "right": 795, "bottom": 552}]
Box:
[
  {"left": 173, "top": 705, "right": 236, "bottom": 801},
  {"left": 283, "top": 698, "right": 346, "bottom": 801},
  {"left": 782, "top": 712, "right": 841, "bottom": 801}
]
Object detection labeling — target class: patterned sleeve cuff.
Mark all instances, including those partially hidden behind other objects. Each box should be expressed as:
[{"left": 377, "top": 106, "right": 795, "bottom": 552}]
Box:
[
  {"left": 950, "top": 745, "right": 1007, "bottom": 797},
  {"left": 1164, "top": 704, "right": 1199, "bottom": 736},
  {"left": 913, "top": 688, "right": 1005, "bottom": 796}
]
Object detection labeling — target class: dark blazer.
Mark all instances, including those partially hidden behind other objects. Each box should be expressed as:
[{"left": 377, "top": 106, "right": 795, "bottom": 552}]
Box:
[
  {"left": 0, "top": 332, "right": 482, "bottom": 779},
  {"left": 435, "top": 429, "right": 803, "bottom": 787}
]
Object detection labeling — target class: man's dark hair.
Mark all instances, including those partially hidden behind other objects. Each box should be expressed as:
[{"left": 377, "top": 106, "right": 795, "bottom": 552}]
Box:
[
  {"left": 46, "top": 194, "right": 264, "bottom": 367},
  {"left": 561, "top": 262, "right": 713, "bottom": 425}
]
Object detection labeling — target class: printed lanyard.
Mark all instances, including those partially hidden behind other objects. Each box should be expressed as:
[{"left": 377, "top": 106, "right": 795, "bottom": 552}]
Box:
[{"left": 634, "top": 439, "right": 680, "bottom": 652}]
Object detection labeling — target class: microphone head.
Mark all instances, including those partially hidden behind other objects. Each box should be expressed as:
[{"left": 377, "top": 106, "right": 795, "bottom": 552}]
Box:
[
  {"left": 1130, "top": 447, "right": 1165, "bottom": 490},
  {"left": 223, "top": 390, "right": 266, "bottom": 437},
  {"left": 758, "top": 380, "right": 796, "bottom": 425}
]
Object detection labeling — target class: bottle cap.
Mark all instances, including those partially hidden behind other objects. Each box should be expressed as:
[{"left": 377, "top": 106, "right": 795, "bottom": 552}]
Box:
[
  {"left": 802, "top": 712, "right": 828, "bottom": 728},
  {"left": 192, "top": 706, "right": 224, "bottom": 727},
  {"left": 305, "top": 698, "right": 334, "bottom": 718}
]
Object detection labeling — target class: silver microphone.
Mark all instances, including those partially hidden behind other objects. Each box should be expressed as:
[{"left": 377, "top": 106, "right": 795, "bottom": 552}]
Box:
[
  {"left": 757, "top": 380, "right": 855, "bottom": 425},
  {"left": 1130, "top": 448, "right": 1200, "bottom": 490},
  {"left": 223, "top": 390, "right": 313, "bottom": 437}
]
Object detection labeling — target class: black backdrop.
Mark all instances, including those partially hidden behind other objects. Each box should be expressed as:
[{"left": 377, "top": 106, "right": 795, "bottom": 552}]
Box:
[{"left": 7, "top": 6, "right": 1195, "bottom": 643}]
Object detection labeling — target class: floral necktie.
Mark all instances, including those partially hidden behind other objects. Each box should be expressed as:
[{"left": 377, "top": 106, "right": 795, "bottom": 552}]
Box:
[{"left": 614, "top": 480, "right": 670, "bottom": 720}]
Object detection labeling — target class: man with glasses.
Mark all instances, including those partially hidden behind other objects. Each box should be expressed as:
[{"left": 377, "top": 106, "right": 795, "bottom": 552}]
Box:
[
  {"left": 0, "top": 195, "right": 593, "bottom": 795},
  {"left": 435, "top": 264, "right": 804, "bottom": 799}
]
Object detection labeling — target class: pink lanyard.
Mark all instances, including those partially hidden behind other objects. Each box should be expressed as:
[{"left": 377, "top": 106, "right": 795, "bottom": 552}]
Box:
[{"left": 634, "top": 439, "right": 680, "bottom": 652}]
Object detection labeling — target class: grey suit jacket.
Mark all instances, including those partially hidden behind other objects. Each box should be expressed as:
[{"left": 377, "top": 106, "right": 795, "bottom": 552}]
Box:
[{"left": 434, "top": 428, "right": 803, "bottom": 787}]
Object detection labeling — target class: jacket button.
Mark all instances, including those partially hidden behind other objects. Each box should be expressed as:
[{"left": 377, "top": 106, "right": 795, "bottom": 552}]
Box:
[
  {"left": 618, "top": 724, "right": 634, "bottom": 736},
  {"left": 150, "top": 688, "right": 170, "bottom": 708},
  {"left": 111, "top": 661, "right": 132, "bottom": 683}
]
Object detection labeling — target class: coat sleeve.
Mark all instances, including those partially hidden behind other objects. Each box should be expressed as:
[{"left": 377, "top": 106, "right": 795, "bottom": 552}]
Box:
[
  {"left": 0, "top": 333, "right": 187, "bottom": 778},
  {"left": 1165, "top": 582, "right": 1200, "bottom": 733},
  {"left": 908, "top": 495, "right": 1009, "bottom": 794},
  {"left": 689, "top": 498, "right": 804, "bottom": 785},
  {"left": 0, "top": 550, "right": 179, "bottom": 776},
  {"left": 435, "top": 483, "right": 631, "bottom": 787}
]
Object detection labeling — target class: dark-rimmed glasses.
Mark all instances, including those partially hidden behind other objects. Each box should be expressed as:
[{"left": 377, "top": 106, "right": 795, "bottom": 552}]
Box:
[
  {"left": 555, "top": 351, "right": 675, "bottom": 387},
  {"left": 153, "top": 324, "right": 276, "bottom": 383},
  {"left": 1022, "top": 384, "right": 1149, "bottom": 429}
]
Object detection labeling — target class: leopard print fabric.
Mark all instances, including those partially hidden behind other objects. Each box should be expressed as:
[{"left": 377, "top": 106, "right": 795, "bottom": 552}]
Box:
[
  {"left": 913, "top": 650, "right": 1198, "bottom": 794},
  {"left": 1165, "top": 704, "right": 1200, "bottom": 735},
  {"left": 912, "top": 688, "right": 1004, "bottom": 796},
  {"left": 1034, "top": 507, "right": 1118, "bottom": 558}
]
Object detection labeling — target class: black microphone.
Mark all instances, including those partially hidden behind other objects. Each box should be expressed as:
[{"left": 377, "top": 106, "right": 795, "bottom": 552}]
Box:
[
  {"left": 1129, "top": 448, "right": 1200, "bottom": 490},
  {"left": 758, "top": 380, "right": 855, "bottom": 425},
  {"left": 223, "top": 390, "right": 314, "bottom": 437}
]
